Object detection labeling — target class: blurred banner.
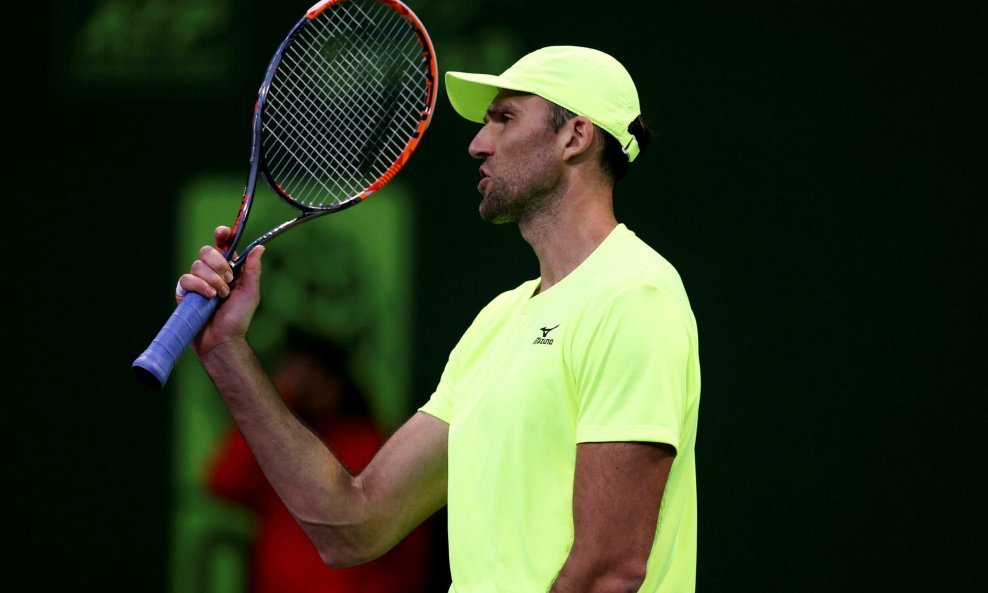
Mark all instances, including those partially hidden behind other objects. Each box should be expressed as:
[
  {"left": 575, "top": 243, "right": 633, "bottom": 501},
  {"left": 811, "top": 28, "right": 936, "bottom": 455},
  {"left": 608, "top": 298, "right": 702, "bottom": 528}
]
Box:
[
  {"left": 167, "top": 175, "right": 414, "bottom": 593},
  {"left": 60, "top": 0, "right": 238, "bottom": 91},
  {"left": 55, "top": 0, "right": 523, "bottom": 94}
]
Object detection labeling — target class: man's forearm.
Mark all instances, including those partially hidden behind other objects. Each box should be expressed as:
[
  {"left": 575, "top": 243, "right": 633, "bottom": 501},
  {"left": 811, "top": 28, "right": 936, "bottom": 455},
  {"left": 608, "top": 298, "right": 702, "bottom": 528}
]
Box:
[
  {"left": 200, "top": 338, "right": 372, "bottom": 563},
  {"left": 200, "top": 339, "right": 450, "bottom": 567}
]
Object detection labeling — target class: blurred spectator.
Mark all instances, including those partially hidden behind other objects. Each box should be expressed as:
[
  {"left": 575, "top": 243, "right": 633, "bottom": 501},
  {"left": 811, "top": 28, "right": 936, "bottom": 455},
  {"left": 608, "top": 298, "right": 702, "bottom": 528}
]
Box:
[{"left": 205, "top": 326, "right": 432, "bottom": 593}]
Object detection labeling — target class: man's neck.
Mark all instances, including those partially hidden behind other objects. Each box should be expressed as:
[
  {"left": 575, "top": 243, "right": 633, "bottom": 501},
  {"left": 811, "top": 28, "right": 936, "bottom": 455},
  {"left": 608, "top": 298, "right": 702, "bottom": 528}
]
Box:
[{"left": 519, "top": 179, "right": 617, "bottom": 294}]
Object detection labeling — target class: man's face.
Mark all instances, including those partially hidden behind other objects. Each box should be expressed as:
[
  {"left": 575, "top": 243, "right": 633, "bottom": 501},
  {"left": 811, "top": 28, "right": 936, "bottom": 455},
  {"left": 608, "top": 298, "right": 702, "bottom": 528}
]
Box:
[{"left": 468, "top": 91, "right": 565, "bottom": 224}]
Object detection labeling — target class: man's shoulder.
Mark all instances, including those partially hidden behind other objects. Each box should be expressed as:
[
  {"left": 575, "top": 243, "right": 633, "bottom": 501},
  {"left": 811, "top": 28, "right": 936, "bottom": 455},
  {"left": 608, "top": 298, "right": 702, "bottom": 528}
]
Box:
[
  {"left": 579, "top": 226, "right": 696, "bottom": 327},
  {"left": 595, "top": 227, "right": 686, "bottom": 294}
]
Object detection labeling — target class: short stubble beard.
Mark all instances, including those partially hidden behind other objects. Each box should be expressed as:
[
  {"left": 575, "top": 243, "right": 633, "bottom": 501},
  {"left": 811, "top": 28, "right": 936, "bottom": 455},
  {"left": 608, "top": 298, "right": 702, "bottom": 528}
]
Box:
[{"left": 479, "top": 145, "right": 562, "bottom": 225}]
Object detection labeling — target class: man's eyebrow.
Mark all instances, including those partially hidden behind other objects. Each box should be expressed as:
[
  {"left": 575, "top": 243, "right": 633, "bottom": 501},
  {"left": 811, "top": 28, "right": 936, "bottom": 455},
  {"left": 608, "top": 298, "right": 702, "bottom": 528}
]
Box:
[{"left": 483, "top": 101, "right": 519, "bottom": 123}]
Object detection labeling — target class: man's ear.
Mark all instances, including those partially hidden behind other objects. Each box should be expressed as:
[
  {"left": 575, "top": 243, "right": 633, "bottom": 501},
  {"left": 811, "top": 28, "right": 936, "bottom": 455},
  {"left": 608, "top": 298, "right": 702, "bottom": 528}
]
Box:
[{"left": 560, "top": 115, "right": 597, "bottom": 162}]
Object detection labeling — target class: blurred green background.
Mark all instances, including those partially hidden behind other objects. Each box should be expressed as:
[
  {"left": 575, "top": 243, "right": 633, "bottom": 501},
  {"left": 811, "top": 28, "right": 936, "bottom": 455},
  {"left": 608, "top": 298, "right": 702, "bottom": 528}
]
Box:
[{"left": 15, "top": 0, "right": 980, "bottom": 591}]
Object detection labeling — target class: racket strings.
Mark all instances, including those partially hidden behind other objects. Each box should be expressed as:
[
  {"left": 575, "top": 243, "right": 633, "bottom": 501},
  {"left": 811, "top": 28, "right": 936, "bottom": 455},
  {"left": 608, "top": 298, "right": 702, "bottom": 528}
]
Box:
[
  {"left": 317, "top": 3, "right": 426, "bottom": 164},
  {"left": 264, "top": 79, "right": 361, "bottom": 201},
  {"left": 269, "top": 35, "right": 406, "bottom": 195},
  {"left": 266, "top": 35, "right": 375, "bottom": 201},
  {"left": 268, "top": 34, "right": 418, "bottom": 206},
  {"left": 262, "top": 0, "right": 432, "bottom": 208},
  {"left": 297, "top": 9, "right": 423, "bottom": 172}
]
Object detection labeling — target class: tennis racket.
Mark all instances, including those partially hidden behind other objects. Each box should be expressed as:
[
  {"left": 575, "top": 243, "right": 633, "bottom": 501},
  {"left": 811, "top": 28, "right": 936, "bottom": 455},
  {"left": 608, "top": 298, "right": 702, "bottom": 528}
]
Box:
[{"left": 132, "top": 0, "right": 437, "bottom": 389}]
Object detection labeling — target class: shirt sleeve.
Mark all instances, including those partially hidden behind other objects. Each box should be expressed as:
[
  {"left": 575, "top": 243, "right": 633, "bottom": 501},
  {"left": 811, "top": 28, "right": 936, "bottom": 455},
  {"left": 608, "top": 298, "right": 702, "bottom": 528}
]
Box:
[
  {"left": 418, "top": 350, "right": 456, "bottom": 424},
  {"left": 572, "top": 284, "right": 692, "bottom": 451}
]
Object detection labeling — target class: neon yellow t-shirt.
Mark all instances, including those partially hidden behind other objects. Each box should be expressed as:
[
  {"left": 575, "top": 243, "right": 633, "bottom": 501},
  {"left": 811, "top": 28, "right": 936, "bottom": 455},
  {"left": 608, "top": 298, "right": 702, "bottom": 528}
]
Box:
[{"left": 420, "top": 224, "right": 701, "bottom": 593}]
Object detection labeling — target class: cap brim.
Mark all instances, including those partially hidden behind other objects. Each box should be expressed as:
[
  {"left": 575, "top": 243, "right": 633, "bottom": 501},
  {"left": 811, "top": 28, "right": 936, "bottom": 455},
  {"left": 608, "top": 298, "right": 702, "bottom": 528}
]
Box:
[{"left": 445, "top": 72, "right": 533, "bottom": 123}]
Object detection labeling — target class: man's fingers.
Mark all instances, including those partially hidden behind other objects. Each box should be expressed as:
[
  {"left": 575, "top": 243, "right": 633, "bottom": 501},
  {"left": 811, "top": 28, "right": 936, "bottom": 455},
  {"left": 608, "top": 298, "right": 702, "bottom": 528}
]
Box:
[
  {"left": 198, "top": 245, "right": 235, "bottom": 283},
  {"left": 175, "top": 273, "right": 219, "bottom": 302},
  {"left": 213, "top": 225, "right": 232, "bottom": 248},
  {"left": 189, "top": 259, "right": 231, "bottom": 298},
  {"left": 237, "top": 246, "right": 265, "bottom": 293}
]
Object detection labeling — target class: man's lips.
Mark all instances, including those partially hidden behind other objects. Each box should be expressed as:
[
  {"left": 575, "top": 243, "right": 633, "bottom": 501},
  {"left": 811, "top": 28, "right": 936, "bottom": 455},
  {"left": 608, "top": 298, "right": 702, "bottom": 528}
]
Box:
[{"left": 477, "top": 167, "right": 491, "bottom": 193}]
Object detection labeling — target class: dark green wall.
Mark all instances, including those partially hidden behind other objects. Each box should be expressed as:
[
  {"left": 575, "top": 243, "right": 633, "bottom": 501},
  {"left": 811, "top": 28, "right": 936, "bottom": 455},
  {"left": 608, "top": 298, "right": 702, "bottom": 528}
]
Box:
[{"left": 16, "top": 1, "right": 978, "bottom": 591}]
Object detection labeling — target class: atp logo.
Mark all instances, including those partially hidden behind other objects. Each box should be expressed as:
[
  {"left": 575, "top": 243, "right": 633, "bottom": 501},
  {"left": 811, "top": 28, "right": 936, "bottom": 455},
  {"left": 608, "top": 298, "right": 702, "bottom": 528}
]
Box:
[{"left": 533, "top": 324, "right": 559, "bottom": 345}]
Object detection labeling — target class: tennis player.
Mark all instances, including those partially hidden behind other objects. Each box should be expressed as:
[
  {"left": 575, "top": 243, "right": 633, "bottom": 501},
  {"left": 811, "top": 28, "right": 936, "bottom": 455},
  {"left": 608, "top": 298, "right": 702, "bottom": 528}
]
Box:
[{"left": 177, "top": 45, "right": 701, "bottom": 593}]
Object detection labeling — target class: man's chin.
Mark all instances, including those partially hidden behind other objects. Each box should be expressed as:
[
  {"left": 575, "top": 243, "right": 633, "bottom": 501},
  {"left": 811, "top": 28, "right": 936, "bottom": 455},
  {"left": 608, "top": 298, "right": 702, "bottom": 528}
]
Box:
[{"left": 479, "top": 199, "right": 516, "bottom": 224}]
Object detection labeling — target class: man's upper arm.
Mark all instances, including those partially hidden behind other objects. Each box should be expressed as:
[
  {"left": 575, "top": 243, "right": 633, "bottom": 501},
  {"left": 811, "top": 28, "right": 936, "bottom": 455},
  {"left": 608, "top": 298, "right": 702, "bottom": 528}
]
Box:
[
  {"left": 552, "top": 441, "right": 675, "bottom": 592},
  {"left": 354, "top": 411, "right": 449, "bottom": 549},
  {"left": 553, "top": 283, "right": 694, "bottom": 589},
  {"left": 298, "top": 411, "right": 448, "bottom": 564}
]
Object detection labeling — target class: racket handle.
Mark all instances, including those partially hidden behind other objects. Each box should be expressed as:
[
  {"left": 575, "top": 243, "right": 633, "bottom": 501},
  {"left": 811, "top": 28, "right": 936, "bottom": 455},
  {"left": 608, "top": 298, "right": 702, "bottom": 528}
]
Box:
[{"left": 132, "top": 292, "right": 221, "bottom": 389}]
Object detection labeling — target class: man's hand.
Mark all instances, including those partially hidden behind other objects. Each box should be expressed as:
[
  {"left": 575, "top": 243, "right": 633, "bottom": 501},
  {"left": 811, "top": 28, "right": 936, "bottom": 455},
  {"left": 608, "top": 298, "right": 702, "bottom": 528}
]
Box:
[{"left": 175, "top": 225, "right": 265, "bottom": 358}]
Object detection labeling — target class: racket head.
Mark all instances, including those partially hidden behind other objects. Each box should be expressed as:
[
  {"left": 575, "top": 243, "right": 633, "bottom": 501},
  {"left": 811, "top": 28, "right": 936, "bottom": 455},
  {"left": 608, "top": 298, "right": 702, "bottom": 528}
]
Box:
[{"left": 257, "top": 0, "right": 438, "bottom": 212}]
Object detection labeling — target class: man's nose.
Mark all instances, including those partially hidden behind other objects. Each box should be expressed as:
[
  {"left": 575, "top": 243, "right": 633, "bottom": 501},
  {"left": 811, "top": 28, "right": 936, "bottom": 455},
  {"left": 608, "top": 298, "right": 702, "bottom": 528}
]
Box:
[{"left": 468, "top": 125, "right": 493, "bottom": 159}]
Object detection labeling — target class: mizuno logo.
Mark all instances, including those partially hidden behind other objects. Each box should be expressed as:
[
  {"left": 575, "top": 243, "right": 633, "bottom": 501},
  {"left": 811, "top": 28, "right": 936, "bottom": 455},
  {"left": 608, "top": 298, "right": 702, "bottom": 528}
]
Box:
[{"left": 533, "top": 324, "right": 559, "bottom": 345}]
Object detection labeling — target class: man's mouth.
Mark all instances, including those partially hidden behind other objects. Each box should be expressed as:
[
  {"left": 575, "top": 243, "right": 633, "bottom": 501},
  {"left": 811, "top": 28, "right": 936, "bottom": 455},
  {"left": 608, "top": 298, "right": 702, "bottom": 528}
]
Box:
[{"left": 477, "top": 167, "right": 491, "bottom": 193}]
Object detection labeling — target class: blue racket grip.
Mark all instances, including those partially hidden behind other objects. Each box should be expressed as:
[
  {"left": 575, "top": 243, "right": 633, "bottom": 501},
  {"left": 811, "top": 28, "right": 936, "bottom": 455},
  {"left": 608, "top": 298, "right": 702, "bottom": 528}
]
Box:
[{"left": 132, "top": 292, "right": 221, "bottom": 388}]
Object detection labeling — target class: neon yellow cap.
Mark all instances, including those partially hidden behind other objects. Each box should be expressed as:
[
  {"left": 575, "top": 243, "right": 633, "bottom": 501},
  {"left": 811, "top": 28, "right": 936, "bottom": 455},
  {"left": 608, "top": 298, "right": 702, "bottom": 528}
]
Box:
[{"left": 445, "top": 46, "right": 643, "bottom": 161}]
